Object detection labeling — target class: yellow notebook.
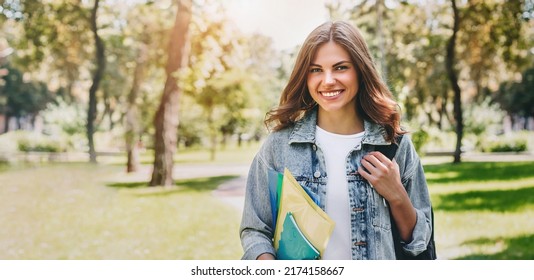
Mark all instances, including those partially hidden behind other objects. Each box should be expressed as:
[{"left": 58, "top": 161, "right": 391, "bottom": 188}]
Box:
[{"left": 274, "top": 168, "right": 335, "bottom": 258}]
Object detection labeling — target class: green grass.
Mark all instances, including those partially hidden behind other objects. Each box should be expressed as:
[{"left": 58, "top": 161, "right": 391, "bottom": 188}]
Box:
[
  {"left": 427, "top": 161, "right": 534, "bottom": 260},
  {"left": 424, "top": 161, "right": 534, "bottom": 183},
  {"left": 0, "top": 163, "right": 243, "bottom": 259}
]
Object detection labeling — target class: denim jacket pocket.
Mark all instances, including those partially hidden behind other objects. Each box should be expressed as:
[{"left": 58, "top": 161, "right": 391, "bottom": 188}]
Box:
[{"left": 369, "top": 185, "right": 392, "bottom": 231}]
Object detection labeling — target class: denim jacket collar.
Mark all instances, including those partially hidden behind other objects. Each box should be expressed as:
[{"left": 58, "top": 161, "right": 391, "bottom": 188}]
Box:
[{"left": 288, "top": 107, "right": 390, "bottom": 146}]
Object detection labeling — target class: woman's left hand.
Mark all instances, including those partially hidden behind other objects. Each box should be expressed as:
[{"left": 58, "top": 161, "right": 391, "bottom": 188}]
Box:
[
  {"left": 358, "top": 151, "right": 417, "bottom": 242},
  {"left": 358, "top": 151, "right": 405, "bottom": 205}
]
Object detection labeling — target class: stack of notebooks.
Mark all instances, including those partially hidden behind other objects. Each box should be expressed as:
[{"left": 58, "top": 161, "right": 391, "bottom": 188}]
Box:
[{"left": 268, "top": 168, "right": 335, "bottom": 260}]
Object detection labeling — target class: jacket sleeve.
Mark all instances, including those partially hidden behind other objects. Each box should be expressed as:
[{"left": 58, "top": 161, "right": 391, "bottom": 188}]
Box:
[
  {"left": 239, "top": 145, "right": 276, "bottom": 260},
  {"left": 396, "top": 135, "right": 433, "bottom": 256}
]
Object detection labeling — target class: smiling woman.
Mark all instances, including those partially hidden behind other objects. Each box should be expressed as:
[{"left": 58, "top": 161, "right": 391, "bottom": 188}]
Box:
[{"left": 240, "top": 21, "right": 433, "bottom": 260}]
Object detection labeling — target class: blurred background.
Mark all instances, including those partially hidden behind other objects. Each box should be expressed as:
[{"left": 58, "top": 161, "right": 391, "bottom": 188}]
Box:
[{"left": 0, "top": 0, "right": 533, "bottom": 260}]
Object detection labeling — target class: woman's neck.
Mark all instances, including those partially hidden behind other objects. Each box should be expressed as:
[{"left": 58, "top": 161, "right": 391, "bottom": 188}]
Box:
[{"left": 316, "top": 108, "right": 364, "bottom": 135}]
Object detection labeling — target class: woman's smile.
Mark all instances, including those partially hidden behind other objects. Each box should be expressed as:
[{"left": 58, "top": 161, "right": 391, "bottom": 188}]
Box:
[{"left": 319, "top": 89, "right": 343, "bottom": 97}]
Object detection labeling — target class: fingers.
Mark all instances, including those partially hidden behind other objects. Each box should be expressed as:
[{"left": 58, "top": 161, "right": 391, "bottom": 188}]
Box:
[
  {"left": 361, "top": 152, "right": 389, "bottom": 173},
  {"left": 367, "top": 151, "right": 390, "bottom": 163},
  {"left": 358, "top": 151, "right": 398, "bottom": 183}
]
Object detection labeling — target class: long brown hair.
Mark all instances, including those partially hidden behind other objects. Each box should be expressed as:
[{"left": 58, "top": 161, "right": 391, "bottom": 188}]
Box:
[{"left": 265, "top": 21, "right": 404, "bottom": 142}]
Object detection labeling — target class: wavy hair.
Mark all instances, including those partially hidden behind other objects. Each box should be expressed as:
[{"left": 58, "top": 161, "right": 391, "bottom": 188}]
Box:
[{"left": 265, "top": 21, "right": 404, "bottom": 142}]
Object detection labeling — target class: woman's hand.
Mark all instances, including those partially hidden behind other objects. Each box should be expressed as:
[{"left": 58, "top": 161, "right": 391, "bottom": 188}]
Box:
[
  {"left": 358, "top": 151, "right": 404, "bottom": 204},
  {"left": 358, "top": 151, "right": 416, "bottom": 242}
]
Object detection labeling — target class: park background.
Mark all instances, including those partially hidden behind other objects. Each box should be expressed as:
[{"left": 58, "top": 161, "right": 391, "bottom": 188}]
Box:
[{"left": 0, "top": 0, "right": 533, "bottom": 260}]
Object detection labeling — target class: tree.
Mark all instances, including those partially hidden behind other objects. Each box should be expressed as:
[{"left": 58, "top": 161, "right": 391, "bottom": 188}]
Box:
[
  {"left": 458, "top": 1, "right": 530, "bottom": 100},
  {"left": 446, "top": 0, "right": 463, "bottom": 163},
  {"left": 6, "top": 0, "right": 104, "bottom": 161},
  {"left": 150, "top": 0, "right": 192, "bottom": 186},
  {"left": 0, "top": 64, "right": 54, "bottom": 131},
  {"left": 493, "top": 67, "right": 534, "bottom": 127},
  {"left": 10, "top": 0, "right": 92, "bottom": 101},
  {"left": 87, "top": 0, "right": 106, "bottom": 163}
]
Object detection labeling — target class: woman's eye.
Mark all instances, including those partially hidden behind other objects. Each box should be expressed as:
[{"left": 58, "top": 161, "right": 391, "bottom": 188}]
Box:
[
  {"left": 335, "top": 65, "right": 349, "bottom": 71},
  {"left": 310, "top": 68, "right": 322, "bottom": 73}
]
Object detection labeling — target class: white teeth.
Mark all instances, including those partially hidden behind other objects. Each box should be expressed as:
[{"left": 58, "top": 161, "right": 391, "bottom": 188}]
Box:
[{"left": 321, "top": 90, "right": 342, "bottom": 97}]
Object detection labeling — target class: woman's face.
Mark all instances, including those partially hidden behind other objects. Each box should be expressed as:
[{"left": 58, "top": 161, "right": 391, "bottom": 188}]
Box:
[{"left": 306, "top": 41, "right": 359, "bottom": 116}]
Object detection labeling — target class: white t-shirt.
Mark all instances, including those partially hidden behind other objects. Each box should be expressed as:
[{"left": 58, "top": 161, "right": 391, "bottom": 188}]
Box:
[{"left": 316, "top": 125, "right": 365, "bottom": 260}]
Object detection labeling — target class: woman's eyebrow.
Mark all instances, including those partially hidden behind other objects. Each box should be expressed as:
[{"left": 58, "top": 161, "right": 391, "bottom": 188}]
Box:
[
  {"left": 309, "top": 61, "right": 351, "bottom": 68},
  {"left": 333, "top": 61, "right": 351, "bottom": 67}
]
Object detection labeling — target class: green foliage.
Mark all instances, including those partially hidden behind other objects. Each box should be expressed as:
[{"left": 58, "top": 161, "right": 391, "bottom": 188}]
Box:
[
  {"left": 0, "top": 64, "right": 54, "bottom": 119},
  {"left": 12, "top": 0, "right": 92, "bottom": 74},
  {"left": 1, "top": 0, "right": 531, "bottom": 164},
  {"left": 179, "top": 5, "right": 280, "bottom": 157},
  {"left": 0, "top": 130, "right": 66, "bottom": 155},
  {"left": 492, "top": 67, "right": 534, "bottom": 119},
  {"left": 17, "top": 137, "right": 63, "bottom": 152},
  {"left": 464, "top": 99, "right": 506, "bottom": 136},
  {"left": 410, "top": 128, "right": 429, "bottom": 155},
  {"left": 481, "top": 137, "right": 528, "bottom": 153},
  {"left": 41, "top": 97, "right": 86, "bottom": 136},
  {"left": 477, "top": 131, "right": 531, "bottom": 153}
]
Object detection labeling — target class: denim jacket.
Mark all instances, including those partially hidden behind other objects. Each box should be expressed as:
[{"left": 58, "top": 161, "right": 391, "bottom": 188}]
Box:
[{"left": 240, "top": 109, "right": 433, "bottom": 260}]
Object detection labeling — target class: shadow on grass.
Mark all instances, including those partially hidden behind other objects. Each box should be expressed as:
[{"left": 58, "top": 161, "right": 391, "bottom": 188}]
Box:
[
  {"left": 424, "top": 161, "right": 534, "bottom": 184},
  {"left": 455, "top": 234, "right": 534, "bottom": 260},
  {"left": 107, "top": 175, "right": 239, "bottom": 196},
  {"left": 434, "top": 186, "right": 534, "bottom": 212}
]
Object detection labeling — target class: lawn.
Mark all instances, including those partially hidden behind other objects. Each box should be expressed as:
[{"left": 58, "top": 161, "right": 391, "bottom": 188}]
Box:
[
  {"left": 0, "top": 163, "right": 243, "bottom": 259},
  {"left": 426, "top": 161, "right": 534, "bottom": 259},
  {"left": 0, "top": 153, "right": 533, "bottom": 259}
]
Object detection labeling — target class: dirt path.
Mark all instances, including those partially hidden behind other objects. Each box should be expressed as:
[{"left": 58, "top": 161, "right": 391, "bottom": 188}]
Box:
[{"left": 212, "top": 175, "right": 247, "bottom": 213}]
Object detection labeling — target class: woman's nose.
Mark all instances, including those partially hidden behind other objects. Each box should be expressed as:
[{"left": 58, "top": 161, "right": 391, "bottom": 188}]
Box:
[{"left": 324, "top": 72, "right": 335, "bottom": 85}]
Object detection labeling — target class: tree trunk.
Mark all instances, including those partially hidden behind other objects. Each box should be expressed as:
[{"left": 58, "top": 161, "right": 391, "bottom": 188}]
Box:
[
  {"left": 4, "top": 112, "right": 9, "bottom": 133},
  {"left": 87, "top": 0, "right": 106, "bottom": 163},
  {"left": 446, "top": 0, "right": 463, "bottom": 164},
  {"left": 125, "top": 42, "right": 148, "bottom": 173},
  {"left": 149, "top": 0, "right": 192, "bottom": 186}
]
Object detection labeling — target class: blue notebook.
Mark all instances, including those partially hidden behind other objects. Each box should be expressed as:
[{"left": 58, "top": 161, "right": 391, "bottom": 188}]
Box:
[{"left": 277, "top": 212, "right": 320, "bottom": 260}]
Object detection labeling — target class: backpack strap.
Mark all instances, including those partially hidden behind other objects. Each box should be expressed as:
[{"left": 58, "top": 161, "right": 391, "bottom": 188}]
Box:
[{"left": 374, "top": 135, "right": 403, "bottom": 160}]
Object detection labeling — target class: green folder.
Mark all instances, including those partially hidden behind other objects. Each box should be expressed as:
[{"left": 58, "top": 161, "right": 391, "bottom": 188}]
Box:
[{"left": 277, "top": 212, "right": 320, "bottom": 260}]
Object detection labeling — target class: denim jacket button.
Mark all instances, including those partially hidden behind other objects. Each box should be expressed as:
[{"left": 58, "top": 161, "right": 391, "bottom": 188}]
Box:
[
  {"left": 313, "top": 171, "right": 321, "bottom": 178},
  {"left": 312, "top": 144, "right": 317, "bottom": 151}
]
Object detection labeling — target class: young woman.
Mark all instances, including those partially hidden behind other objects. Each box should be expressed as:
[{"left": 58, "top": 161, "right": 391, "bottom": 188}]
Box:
[{"left": 240, "top": 21, "right": 432, "bottom": 260}]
